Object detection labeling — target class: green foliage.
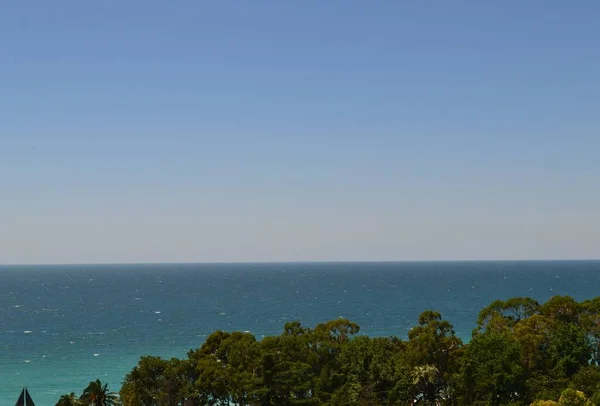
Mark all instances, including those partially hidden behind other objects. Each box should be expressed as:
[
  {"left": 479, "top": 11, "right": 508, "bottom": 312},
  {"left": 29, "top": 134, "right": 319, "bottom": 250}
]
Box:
[
  {"left": 531, "top": 401, "right": 559, "bottom": 406},
  {"left": 461, "top": 333, "right": 526, "bottom": 405},
  {"left": 55, "top": 392, "right": 82, "bottom": 406},
  {"left": 542, "top": 296, "right": 581, "bottom": 324},
  {"left": 81, "top": 380, "right": 118, "bottom": 406},
  {"left": 477, "top": 297, "right": 541, "bottom": 334},
  {"left": 579, "top": 298, "right": 600, "bottom": 365},
  {"left": 526, "top": 373, "right": 569, "bottom": 403},
  {"left": 514, "top": 314, "right": 553, "bottom": 372},
  {"left": 332, "top": 336, "right": 398, "bottom": 404},
  {"left": 569, "top": 366, "right": 600, "bottom": 397},
  {"left": 548, "top": 324, "right": 591, "bottom": 378},
  {"left": 558, "top": 388, "right": 591, "bottom": 406},
  {"left": 58, "top": 295, "right": 600, "bottom": 406},
  {"left": 406, "top": 311, "right": 463, "bottom": 404}
]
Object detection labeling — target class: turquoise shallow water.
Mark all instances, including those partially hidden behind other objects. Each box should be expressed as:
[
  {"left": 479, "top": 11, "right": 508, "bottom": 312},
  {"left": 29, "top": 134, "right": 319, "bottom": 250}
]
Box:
[{"left": 1, "top": 261, "right": 599, "bottom": 405}]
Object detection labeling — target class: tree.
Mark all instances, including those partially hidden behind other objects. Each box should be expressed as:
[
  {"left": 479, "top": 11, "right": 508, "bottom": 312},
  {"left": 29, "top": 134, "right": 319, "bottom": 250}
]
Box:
[
  {"left": 578, "top": 298, "right": 600, "bottom": 365},
  {"left": 477, "top": 298, "right": 541, "bottom": 334},
  {"left": 460, "top": 333, "right": 526, "bottom": 405},
  {"left": 190, "top": 331, "right": 260, "bottom": 406},
  {"left": 513, "top": 314, "right": 553, "bottom": 373},
  {"left": 411, "top": 364, "right": 441, "bottom": 404},
  {"left": 162, "top": 358, "right": 194, "bottom": 406},
  {"left": 111, "top": 295, "right": 600, "bottom": 405},
  {"left": 283, "top": 321, "right": 312, "bottom": 337},
  {"left": 254, "top": 334, "right": 316, "bottom": 405},
  {"left": 120, "top": 356, "right": 169, "bottom": 406},
  {"left": 547, "top": 323, "right": 591, "bottom": 378},
  {"left": 332, "top": 336, "right": 398, "bottom": 405},
  {"left": 120, "top": 356, "right": 190, "bottom": 406},
  {"left": 81, "top": 380, "right": 118, "bottom": 406},
  {"left": 541, "top": 296, "right": 580, "bottom": 324},
  {"left": 558, "top": 388, "right": 591, "bottom": 406},
  {"left": 311, "top": 319, "right": 360, "bottom": 403},
  {"left": 313, "top": 318, "right": 360, "bottom": 345},
  {"left": 217, "top": 331, "right": 260, "bottom": 405},
  {"left": 569, "top": 365, "right": 600, "bottom": 398},
  {"left": 56, "top": 393, "right": 81, "bottom": 406},
  {"left": 406, "top": 311, "right": 463, "bottom": 404}
]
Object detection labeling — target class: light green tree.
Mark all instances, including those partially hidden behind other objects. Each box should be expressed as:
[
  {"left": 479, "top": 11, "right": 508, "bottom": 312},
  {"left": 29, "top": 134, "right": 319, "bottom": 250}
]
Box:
[{"left": 558, "top": 388, "right": 591, "bottom": 406}]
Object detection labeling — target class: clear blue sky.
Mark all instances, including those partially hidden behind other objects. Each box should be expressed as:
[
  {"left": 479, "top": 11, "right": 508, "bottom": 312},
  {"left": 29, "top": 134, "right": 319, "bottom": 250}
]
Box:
[{"left": 1, "top": 1, "right": 599, "bottom": 264}]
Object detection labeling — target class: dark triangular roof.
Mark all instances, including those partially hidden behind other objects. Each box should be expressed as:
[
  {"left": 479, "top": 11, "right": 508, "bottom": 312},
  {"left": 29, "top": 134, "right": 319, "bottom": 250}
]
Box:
[{"left": 15, "top": 389, "right": 25, "bottom": 406}]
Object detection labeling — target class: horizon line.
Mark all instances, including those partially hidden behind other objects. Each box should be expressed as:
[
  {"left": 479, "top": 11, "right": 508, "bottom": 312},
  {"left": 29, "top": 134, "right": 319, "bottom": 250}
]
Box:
[{"left": 1, "top": 258, "right": 600, "bottom": 267}]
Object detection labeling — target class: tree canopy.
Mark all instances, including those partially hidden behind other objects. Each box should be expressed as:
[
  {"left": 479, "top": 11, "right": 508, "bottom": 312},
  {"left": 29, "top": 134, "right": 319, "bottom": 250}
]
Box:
[{"left": 58, "top": 295, "right": 600, "bottom": 405}]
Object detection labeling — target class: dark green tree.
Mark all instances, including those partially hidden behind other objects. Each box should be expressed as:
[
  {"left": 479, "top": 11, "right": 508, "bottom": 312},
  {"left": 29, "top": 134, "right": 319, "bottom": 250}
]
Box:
[
  {"left": 311, "top": 319, "right": 360, "bottom": 403},
  {"left": 120, "top": 356, "right": 169, "bottom": 405},
  {"left": 460, "top": 333, "right": 526, "bottom": 405},
  {"left": 547, "top": 323, "right": 591, "bottom": 378},
  {"left": 331, "top": 336, "right": 398, "bottom": 405},
  {"left": 81, "top": 380, "right": 118, "bottom": 406},
  {"left": 578, "top": 297, "right": 600, "bottom": 365},
  {"left": 568, "top": 365, "right": 600, "bottom": 398},
  {"left": 56, "top": 392, "right": 82, "bottom": 406},
  {"left": 406, "top": 311, "right": 463, "bottom": 405},
  {"left": 253, "top": 332, "right": 316, "bottom": 405},
  {"left": 541, "top": 296, "right": 581, "bottom": 324},
  {"left": 111, "top": 295, "right": 600, "bottom": 406},
  {"left": 476, "top": 297, "right": 540, "bottom": 334}
]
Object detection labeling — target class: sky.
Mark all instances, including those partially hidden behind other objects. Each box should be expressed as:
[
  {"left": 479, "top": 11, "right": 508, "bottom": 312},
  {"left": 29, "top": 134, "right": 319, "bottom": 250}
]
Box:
[{"left": 1, "top": 1, "right": 599, "bottom": 264}]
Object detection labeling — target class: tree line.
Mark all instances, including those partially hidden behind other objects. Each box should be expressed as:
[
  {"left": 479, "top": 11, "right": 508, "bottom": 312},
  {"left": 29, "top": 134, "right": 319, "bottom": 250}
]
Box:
[{"left": 58, "top": 295, "right": 600, "bottom": 405}]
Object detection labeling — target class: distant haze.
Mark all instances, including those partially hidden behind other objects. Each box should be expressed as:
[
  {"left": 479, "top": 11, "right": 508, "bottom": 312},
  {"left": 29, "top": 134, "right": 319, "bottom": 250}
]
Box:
[{"left": 1, "top": 2, "right": 599, "bottom": 264}]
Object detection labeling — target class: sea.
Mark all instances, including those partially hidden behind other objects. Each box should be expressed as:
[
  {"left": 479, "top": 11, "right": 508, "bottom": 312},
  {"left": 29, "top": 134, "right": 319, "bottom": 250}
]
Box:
[{"left": 1, "top": 261, "right": 599, "bottom": 405}]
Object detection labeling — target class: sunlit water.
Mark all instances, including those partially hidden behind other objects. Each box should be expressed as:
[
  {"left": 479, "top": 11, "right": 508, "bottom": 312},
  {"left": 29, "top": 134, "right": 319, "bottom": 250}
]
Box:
[{"left": 1, "top": 261, "right": 599, "bottom": 405}]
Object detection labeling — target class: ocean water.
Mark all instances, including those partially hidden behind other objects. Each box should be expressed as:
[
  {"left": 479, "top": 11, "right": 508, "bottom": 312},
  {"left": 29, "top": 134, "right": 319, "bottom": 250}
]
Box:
[{"left": 1, "top": 261, "right": 599, "bottom": 405}]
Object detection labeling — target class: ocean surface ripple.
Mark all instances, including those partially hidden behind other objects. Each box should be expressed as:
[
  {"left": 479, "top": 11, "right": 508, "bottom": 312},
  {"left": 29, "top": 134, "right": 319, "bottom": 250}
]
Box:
[{"left": 1, "top": 261, "right": 599, "bottom": 404}]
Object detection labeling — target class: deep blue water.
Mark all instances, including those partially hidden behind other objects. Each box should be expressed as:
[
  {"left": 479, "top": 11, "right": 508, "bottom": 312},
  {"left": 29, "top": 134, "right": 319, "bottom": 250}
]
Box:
[{"left": 1, "top": 261, "right": 599, "bottom": 405}]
